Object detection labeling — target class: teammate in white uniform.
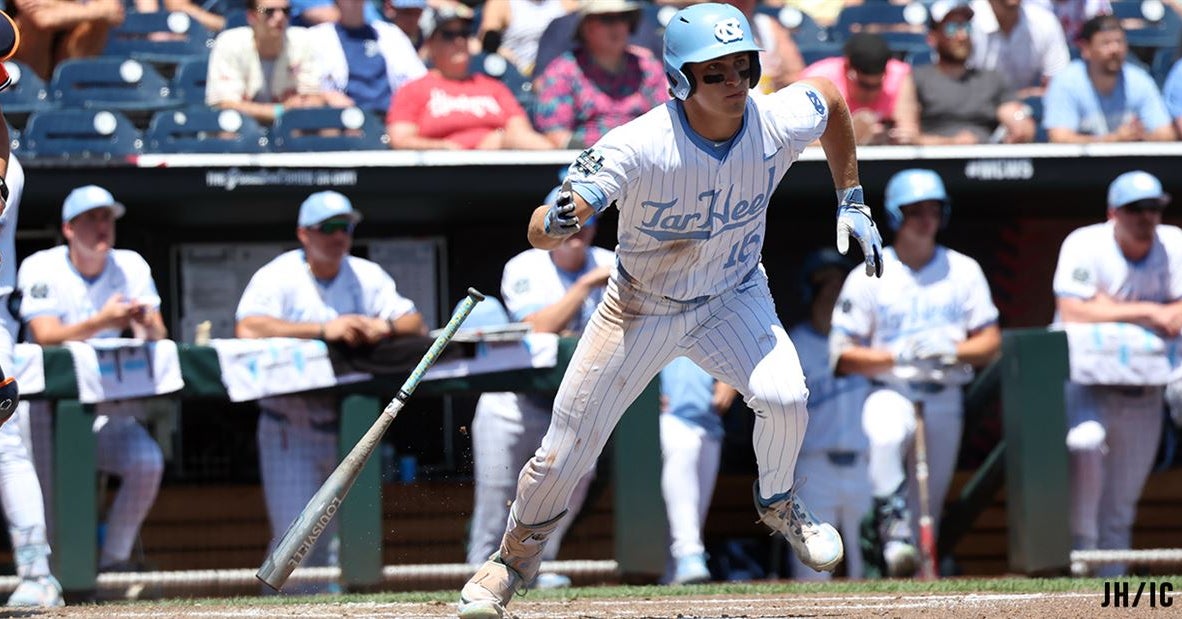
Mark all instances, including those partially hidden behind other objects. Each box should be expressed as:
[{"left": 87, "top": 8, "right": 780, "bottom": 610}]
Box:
[
  {"left": 467, "top": 207, "right": 614, "bottom": 589},
  {"left": 659, "top": 356, "right": 736, "bottom": 585},
  {"left": 18, "top": 186, "right": 168, "bottom": 573},
  {"left": 788, "top": 248, "right": 871, "bottom": 581},
  {"left": 1053, "top": 171, "right": 1180, "bottom": 577},
  {"left": 235, "top": 191, "right": 426, "bottom": 592},
  {"left": 830, "top": 169, "right": 1000, "bottom": 578},
  {"left": 458, "top": 4, "right": 884, "bottom": 617},
  {"left": 0, "top": 155, "right": 63, "bottom": 606}
]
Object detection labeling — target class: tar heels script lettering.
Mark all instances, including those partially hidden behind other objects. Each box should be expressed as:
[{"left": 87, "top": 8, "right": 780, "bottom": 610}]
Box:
[{"left": 637, "top": 166, "right": 775, "bottom": 243}]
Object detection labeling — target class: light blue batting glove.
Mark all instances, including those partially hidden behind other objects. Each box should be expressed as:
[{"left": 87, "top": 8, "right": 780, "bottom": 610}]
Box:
[
  {"left": 543, "top": 178, "right": 581, "bottom": 240},
  {"left": 835, "top": 185, "right": 884, "bottom": 277}
]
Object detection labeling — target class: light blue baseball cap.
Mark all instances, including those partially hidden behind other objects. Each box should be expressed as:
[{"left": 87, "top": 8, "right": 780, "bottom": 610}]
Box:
[
  {"left": 390, "top": 0, "right": 426, "bottom": 8},
  {"left": 298, "top": 191, "right": 363, "bottom": 227},
  {"left": 1108, "top": 171, "right": 1170, "bottom": 210},
  {"left": 62, "top": 185, "right": 126, "bottom": 222}
]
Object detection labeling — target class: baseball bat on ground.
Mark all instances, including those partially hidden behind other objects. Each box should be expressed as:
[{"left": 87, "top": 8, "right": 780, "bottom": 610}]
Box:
[
  {"left": 913, "top": 399, "right": 938, "bottom": 581},
  {"left": 256, "top": 288, "right": 485, "bottom": 592}
]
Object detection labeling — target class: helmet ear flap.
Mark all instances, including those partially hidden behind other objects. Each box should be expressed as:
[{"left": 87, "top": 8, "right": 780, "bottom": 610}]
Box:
[
  {"left": 747, "top": 51, "right": 761, "bottom": 91},
  {"left": 666, "top": 68, "right": 697, "bottom": 100}
]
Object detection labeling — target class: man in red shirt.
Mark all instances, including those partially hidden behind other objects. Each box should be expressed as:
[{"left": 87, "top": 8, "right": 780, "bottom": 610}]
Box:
[{"left": 385, "top": 5, "right": 553, "bottom": 150}]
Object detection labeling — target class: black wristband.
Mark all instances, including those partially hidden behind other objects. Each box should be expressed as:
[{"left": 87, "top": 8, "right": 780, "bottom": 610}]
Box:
[{"left": 0, "top": 176, "right": 8, "bottom": 202}]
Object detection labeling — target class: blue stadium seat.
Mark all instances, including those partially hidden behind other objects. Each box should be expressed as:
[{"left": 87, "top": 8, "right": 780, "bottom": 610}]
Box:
[
  {"left": 757, "top": 4, "right": 835, "bottom": 52},
  {"left": 270, "top": 106, "right": 388, "bottom": 152},
  {"left": 171, "top": 57, "right": 209, "bottom": 107},
  {"left": 103, "top": 11, "right": 214, "bottom": 66},
  {"left": 146, "top": 108, "right": 268, "bottom": 153},
  {"left": 0, "top": 60, "right": 55, "bottom": 122},
  {"left": 832, "top": 2, "right": 932, "bottom": 57},
  {"left": 50, "top": 57, "right": 179, "bottom": 114},
  {"left": 223, "top": 9, "right": 249, "bottom": 30},
  {"left": 1109, "top": 0, "right": 1182, "bottom": 50},
  {"left": 801, "top": 46, "right": 843, "bottom": 67},
  {"left": 469, "top": 52, "right": 536, "bottom": 118},
  {"left": 21, "top": 109, "right": 143, "bottom": 159}
]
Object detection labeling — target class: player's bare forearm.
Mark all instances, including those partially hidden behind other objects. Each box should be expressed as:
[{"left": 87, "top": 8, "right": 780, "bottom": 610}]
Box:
[
  {"left": 526, "top": 195, "right": 596, "bottom": 250},
  {"left": 957, "top": 324, "right": 1001, "bottom": 368},
  {"left": 802, "top": 77, "right": 860, "bottom": 190},
  {"left": 834, "top": 347, "right": 894, "bottom": 377},
  {"left": 524, "top": 282, "right": 597, "bottom": 334},
  {"left": 131, "top": 311, "right": 168, "bottom": 341},
  {"left": 27, "top": 315, "right": 109, "bottom": 345},
  {"left": 388, "top": 311, "right": 428, "bottom": 336},
  {"left": 236, "top": 315, "right": 321, "bottom": 340},
  {"left": 1057, "top": 295, "right": 1163, "bottom": 327}
]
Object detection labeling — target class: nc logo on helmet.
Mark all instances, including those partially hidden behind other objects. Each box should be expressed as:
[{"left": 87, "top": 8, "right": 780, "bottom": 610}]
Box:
[{"left": 714, "top": 18, "right": 744, "bottom": 43}]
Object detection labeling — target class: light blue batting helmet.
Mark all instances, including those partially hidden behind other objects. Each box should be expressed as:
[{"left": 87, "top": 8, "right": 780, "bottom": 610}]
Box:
[
  {"left": 1107, "top": 170, "right": 1170, "bottom": 210},
  {"left": 884, "top": 169, "right": 950, "bottom": 231},
  {"left": 663, "top": 2, "right": 762, "bottom": 101}
]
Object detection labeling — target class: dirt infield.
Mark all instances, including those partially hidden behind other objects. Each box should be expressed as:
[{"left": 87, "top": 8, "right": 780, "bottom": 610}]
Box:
[{"left": 31, "top": 591, "right": 1115, "bottom": 618}]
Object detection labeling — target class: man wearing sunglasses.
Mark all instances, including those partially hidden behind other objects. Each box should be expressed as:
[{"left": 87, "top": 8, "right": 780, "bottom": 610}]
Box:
[
  {"left": 912, "top": 0, "right": 1035, "bottom": 145},
  {"left": 236, "top": 191, "right": 426, "bottom": 592},
  {"left": 1052, "top": 171, "right": 1180, "bottom": 577},
  {"left": 206, "top": 0, "right": 343, "bottom": 124}
]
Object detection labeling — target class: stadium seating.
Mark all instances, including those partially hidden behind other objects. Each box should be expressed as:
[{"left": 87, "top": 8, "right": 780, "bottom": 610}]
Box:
[
  {"left": 103, "top": 11, "right": 215, "bottom": 67},
  {"left": 469, "top": 52, "right": 537, "bottom": 118},
  {"left": 1109, "top": 0, "right": 1182, "bottom": 51},
  {"left": 758, "top": 4, "right": 837, "bottom": 53},
  {"left": 171, "top": 57, "right": 210, "bottom": 108},
  {"left": 20, "top": 109, "right": 143, "bottom": 159},
  {"left": 50, "top": 57, "right": 179, "bottom": 115},
  {"left": 270, "top": 106, "right": 388, "bottom": 151},
  {"left": 0, "top": 60, "right": 55, "bottom": 128},
  {"left": 146, "top": 108, "right": 269, "bottom": 153},
  {"left": 832, "top": 2, "right": 933, "bottom": 58}
]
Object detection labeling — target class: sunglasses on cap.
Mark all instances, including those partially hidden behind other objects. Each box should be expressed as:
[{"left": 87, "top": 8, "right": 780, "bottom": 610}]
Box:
[
  {"left": 257, "top": 5, "right": 291, "bottom": 17},
  {"left": 312, "top": 220, "right": 356, "bottom": 234},
  {"left": 940, "top": 21, "right": 971, "bottom": 36},
  {"left": 590, "top": 12, "right": 634, "bottom": 25},
  {"left": 1121, "top": 199, "right": 1167, "bottom": 214},
  {"left": 436, "top": 28, "right": 470, "bottom": 42}
]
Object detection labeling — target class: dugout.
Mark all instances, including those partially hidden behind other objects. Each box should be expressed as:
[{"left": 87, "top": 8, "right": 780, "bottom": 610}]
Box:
[{"left": 9, "top": 143, "right": 1182, "bottom": 588}]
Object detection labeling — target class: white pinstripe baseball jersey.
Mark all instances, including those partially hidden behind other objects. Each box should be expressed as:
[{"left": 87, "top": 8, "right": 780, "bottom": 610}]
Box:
[
  {"left": 831, "top": 245, "right": 998, "bottom": 385},
  {"left": 1053, "top": 221, "right": 1182, "bottom": 308},
  {"left": 567, "top": 82, "right": 829, "bottom": 301},
  {"left": 18, "top": 246, "right": 161, "bottom": 338},
  {"left": 501, "top": 246, "right": 616, "bottom": 332}
]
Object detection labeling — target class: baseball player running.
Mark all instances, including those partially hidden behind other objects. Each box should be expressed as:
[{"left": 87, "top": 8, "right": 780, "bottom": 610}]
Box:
[
  {"left": 1054, "top": 171, "right": 1180, "bottom": 577},
  {"left": 467, "top": 210, "right": 614, "bottom": 589},
  {"left": 458, "top": 4, "right": 884, "bottom": 617},
  {"left": 788, "top": 248, "right": 871, "bottom": 580},
  {"left": 830, "top": 169, "right": 1000, "bottom": 578}
]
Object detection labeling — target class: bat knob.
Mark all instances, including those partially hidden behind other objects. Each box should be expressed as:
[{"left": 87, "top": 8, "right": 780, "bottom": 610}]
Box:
[{"left": 467, "top": 288, "right": 486, "bottom": 302}]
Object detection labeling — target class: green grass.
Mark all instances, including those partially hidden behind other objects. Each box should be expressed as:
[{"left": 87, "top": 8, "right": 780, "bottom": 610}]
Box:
[{"left": 95, "top": 576, "right": 1178, "bottom": 607}]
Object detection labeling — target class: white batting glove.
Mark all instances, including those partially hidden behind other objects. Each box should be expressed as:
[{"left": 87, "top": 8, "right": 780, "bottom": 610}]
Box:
[
  {"left": 835, "top": 186, "right": 884, "bottom": 278},
  {"left": 543, "top": 178, "right": 581, "bottom": 240}
]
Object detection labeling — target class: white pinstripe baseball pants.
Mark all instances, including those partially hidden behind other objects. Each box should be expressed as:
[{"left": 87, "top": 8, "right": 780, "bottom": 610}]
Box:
[{"left": 509, "top": 270, "right": 809, "bottom": 528}]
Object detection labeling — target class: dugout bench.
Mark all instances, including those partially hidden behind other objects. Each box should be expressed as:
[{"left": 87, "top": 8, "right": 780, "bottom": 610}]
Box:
[{"left": 34, "top": 337, "right": 666, "bottom": 594}]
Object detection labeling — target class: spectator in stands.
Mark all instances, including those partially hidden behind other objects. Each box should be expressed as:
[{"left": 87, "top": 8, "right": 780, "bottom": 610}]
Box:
[
  {"left": 969, "top": 0, "right": 1070, "bottom": 98},
  {"left": 385, "top": 0, "right": 427, "bottom": 49},
  {"left": 133, "top": 0, "right": 227, "bottom": 33},
  {"left": 914, "top": 0, "right": 1036, "bottom": 144},
  {"left": 206, "top": 0, "right": 347, "bottom": 124},
  {"left": 724, "top": 0, "right": 805, "bottom": 93},
  {"left": 310, "top": 0, "right": 426, "bottom": 115},
  {"left": 235, "top": 191, "right": 427, "bottom": 593},
  {"left": 1163, "top": 57, "right": 1182, "bottom": 137},
  {"left": 11, "top": 0, "right": 125, "bottom": 81},
  {"left": 291, "top": 0, "right": 381, "bottom": 27},
  {"left": 386, "top": 4, "right": 554, "bottom": 150},
  {"left": 17, "top": 186, "right": 166, "bottom": 575},
  {"left": 1043, "top": 15, "right": 1176, "bottom": 143},
  {"left": 478, "top": 0, "right": 572, "bottom": 77},
  {"left": 764, "top": 0, "right": 858, "bottom": 28},
  {"left": 533, "top": 0, "right": 661, "bottom": 78},
  {"left": 1053, "top": 170, "right": 1179, "bottom": 577},
  {"left": 799, "top": 32, "right": 920, "bottom": 145},
  {"left": 1049, "top": 0, "right": 1110, "bottom": 43},
  {"left": 788, "top": 248, "right": 871, "bottom": 581},
  {"left": 532, "top": 0, "right": 668, "bottom": 150}
]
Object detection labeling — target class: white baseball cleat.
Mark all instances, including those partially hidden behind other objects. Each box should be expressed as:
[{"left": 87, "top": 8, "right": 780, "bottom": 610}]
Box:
[
  {"left": 6, "top": 576, "right": 64, "bottom": 607},
  {"left": 671, "top": 553, "right": 711, "bottom": 585},
  {"left": 458, "top": 554, "right": 522, "bottom": 619},
  {"left": 754, "top": 483, "right": 843, "bottom": 572}
]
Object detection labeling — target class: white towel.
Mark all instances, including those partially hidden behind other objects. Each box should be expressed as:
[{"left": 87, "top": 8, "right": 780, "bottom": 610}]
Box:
[
  {"left": 209, "top": 337, "right": 352, "bottom": 402},
  {"left": 64, "top": 339, "right": 184, "bottom": 403},
  {"left": 423, "top": 333, "right": 560, "bottom": 381},
  {"left": 1056, "top": 322, "right": 1182, "bottom": 386},
  {"left": 12, "top": 343, "right": 44, "bottom": 396}
]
